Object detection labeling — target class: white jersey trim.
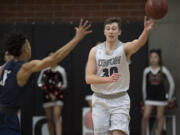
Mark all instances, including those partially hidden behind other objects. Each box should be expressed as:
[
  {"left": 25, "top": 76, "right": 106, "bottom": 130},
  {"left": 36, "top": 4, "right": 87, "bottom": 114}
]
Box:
[
  {"left": 37, "top": 65, "right": 68, "bottom": 90},
  {"left": 43, "top": 100, "right": 64, "bottom": 108},
  {"left": 145, "top": 100, "right": 167, "bottom": 106}
]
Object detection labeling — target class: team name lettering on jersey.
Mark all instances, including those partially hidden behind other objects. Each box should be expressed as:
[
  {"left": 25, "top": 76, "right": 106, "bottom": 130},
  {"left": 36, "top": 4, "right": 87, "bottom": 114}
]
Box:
[{"left": 98, "top": 56, "right": 121, "bottom": 67}]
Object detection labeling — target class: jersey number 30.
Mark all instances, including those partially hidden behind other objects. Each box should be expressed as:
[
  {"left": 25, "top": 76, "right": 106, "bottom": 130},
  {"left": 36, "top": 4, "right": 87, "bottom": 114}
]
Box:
[{"left": 103, "top": 67, "right": 118, "bottom": 77}]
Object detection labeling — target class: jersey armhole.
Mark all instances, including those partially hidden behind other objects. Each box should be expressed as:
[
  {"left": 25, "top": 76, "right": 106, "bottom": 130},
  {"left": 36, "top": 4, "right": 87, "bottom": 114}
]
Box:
[
  {"left": 15, "top": 62, "right": 28, "bottom": 88},
  {"left": 122, "top": 44, "right": 131, "bottom": 64},
  {"left": 94, "top": 46, "right": 98, "bottom": 65}
]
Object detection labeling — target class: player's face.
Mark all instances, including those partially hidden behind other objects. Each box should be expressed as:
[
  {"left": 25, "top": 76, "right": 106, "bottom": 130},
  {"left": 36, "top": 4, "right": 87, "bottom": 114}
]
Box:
[
  {"left": 4, "top": 51, "right": 13, "bottom": 62},
  {"left": 149, "top": 52, "right": 160, "bottom": 66},
  {"left": 104, "top": 22, "right": 121, "bottom": 43}
]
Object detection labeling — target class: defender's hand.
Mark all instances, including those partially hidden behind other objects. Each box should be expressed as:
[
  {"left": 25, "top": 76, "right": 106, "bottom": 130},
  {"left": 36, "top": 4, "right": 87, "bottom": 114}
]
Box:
[{"left": 74, "top": 19, "right": 92, "bottom": 40}]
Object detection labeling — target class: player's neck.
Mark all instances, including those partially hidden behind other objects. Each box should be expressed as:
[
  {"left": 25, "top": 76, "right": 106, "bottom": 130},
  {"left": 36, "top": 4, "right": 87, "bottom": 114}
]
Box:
[
  {"left": 105, "top": 40, "right": 119, "bottom": 51},
  {"left": 13, "top": 55, "right": 28, "bottom": 62},
  {"left": 151, "top": 65, "right": 160, "bottom": 69},
  {"left": 51, "top": 65, "right": 57, "bottom": 69}
]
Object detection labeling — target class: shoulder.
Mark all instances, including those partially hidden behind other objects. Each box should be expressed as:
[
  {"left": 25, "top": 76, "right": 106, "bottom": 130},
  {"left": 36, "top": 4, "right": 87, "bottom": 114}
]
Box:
[
  {"left": 20, "top": 60, "right": 35, "bottom": 70},
  {"left": 144, "top": 67, "right": 151, "bottom": 74},
  {"left": 56, "top": 65, "right": 65, "bottom": 72},
  {"left": 119, "top": 41, "right": 124, "bottom": 46},
  {"left": 87, "top": 47, "right": 97, "bottom": 66},
  {"left": 162, "top": 66, "right": 170, "bottom": 74},
  {"left": 15, "top": 61, "right": 26, "bottom": 69},
  {"left": 91, "top": 42, "right": 106, "bottom": 55},
  {"left": 117, "top": 41, "right": 125, "bottom": 51},
  {"left": 89, "top": 46, "right": 97, "bottom": 56},
  {"left": 96, "top": 42, "right": 104, "bottom": 49}
]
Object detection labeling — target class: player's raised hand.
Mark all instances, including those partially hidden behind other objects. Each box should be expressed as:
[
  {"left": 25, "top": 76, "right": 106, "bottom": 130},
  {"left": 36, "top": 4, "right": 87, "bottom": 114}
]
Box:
[
  {"left": 75, "top": 19, "right": 92, "bottom": 40},
  {"left": 107, "top": 73, "right": 120, "bottom": 83},
  {"left": 144, "top": 16, "right": 155, "bottom": 32}
]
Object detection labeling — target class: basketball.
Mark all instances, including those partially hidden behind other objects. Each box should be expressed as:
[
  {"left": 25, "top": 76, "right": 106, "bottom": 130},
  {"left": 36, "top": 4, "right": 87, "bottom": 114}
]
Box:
[
  {"left": 84, "top": 111, "right": 93, "bottom": 129},
  {"left": 145, "top": 0, "right": 168, "bottom": 19}
]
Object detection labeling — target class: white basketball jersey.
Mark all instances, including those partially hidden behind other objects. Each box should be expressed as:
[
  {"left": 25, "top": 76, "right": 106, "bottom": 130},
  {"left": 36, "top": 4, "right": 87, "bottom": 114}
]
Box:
[{"left": 91, "top": 41, "right": 130, "bottom": 95}]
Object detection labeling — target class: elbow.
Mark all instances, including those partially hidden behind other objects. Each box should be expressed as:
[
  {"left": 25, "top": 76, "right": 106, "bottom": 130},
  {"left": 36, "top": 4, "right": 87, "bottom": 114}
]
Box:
[
  {"left": 85, "top": 76, "right": 91, "bottom": 85},
  {"left": 85, "top": 78, "right": 91, "bottom": 85},
  {"left": 47, "top": 56, "right": 57, "bottom": 67}
]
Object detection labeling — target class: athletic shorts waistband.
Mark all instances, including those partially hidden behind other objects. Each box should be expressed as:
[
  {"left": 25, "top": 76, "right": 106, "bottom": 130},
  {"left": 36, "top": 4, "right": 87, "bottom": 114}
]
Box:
[{"left": 94, "top": 91, "right": 127, "bottom": 99}]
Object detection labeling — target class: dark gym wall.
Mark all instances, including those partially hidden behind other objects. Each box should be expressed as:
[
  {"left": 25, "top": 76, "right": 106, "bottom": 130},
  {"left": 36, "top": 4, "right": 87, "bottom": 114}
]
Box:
[{"left": 0, "top": 22, "right": 148, "bottom": 135}]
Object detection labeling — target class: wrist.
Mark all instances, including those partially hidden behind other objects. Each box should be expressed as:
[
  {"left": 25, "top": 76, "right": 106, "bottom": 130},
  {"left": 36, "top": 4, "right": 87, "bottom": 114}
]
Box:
[
  {"left": 143, "top": 28, "right": 150, "bottom": 33},
  {"left": 73, "top": 35, "right": 81, "bottom": 42},
  {"left": 74, "top": 33, "right": 84, "bottom": 41},
  {"left": 104, "top": 76, "right": 112, "bottom": 83}
]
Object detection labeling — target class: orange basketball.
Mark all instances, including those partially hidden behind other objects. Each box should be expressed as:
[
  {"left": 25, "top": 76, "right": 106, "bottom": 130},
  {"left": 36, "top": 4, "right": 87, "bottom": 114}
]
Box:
[{"left": 145, "top": 0, "right": 168, "bottom": 19}]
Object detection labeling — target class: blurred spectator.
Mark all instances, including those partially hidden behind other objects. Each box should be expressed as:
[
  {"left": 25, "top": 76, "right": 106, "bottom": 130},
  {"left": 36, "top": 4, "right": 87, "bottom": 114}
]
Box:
[
  {"left": 37, "top": 52, "right": 67, "bottom": 135},
  {"left": 141, "top": 49, "right": 175, "bottom": 135}
]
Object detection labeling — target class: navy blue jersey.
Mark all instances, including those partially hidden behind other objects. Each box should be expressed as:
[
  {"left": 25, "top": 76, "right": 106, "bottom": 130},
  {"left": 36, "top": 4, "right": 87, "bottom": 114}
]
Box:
[{"left": 0, "top": 60, "right": 32, "bottom": 110}]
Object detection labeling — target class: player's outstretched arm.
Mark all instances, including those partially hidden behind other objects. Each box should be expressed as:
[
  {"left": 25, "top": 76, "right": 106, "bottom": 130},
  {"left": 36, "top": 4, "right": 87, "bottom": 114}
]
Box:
[
  {"left": 124, "top": 16, "right": 155, "bottom": 59},
  {"left": 85, "top": 47, "right": 120, "bottom": 84},
  {"left": 17, "top": 19, "right": 92, "bottom": 87},
  {"left": 29, "top": 19, "right": 92, "bottom": 72}
]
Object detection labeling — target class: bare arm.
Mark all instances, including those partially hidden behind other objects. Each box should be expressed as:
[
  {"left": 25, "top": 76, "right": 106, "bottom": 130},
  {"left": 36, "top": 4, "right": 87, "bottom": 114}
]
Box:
[
  {"left": 85, "top": 47, "right": 120, "bottom": 84},
  {"left": 18, "top": 19, "right": 92, "bottom": 87},
  {"left": 124, "top": 16, "right": 155, "bottom": 58}
]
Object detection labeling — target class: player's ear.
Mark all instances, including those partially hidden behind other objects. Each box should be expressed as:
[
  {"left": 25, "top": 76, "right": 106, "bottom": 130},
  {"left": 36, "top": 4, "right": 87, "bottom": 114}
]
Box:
[
  {"left": 118, "top": 29, "right": 122, "bottom": 36},
  {"left": 104, "top": 29, "right": 106, "bottom": 36}
]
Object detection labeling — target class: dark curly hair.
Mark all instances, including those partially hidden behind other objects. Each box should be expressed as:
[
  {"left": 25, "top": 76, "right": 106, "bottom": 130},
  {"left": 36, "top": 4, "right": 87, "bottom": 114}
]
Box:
[{"left": 2, "top": 31, "right": 27, "bottom": 57}]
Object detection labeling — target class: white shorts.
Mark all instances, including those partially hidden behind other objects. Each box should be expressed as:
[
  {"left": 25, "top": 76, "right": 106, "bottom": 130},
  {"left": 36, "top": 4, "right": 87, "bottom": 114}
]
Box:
[
  {"left": 92, "top": 92, "right": 130, "bottom": 135},
  {"left": 145, "top": 100, "right": 167, "bottom": 106},
  {"left": 43, "top": 100, "right": 64, "bottom": 108}
]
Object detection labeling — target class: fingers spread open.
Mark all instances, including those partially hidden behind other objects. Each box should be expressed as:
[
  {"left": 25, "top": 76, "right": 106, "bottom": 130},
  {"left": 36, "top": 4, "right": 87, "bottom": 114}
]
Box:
[
  {"left": 79, "top": 18, "right": 83, "bottom": 27},
  {"left": 75, "top": 27, "right": 78, "bottom": 31},
  {"left": 82, "top": 20, "right": 89, "bottom": 28},
  {"left": 85, "top": 30, "right": 93, "bottom": 35},
  {"left": 85, "top": 24, "right": 91, "bottom": 30}
]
